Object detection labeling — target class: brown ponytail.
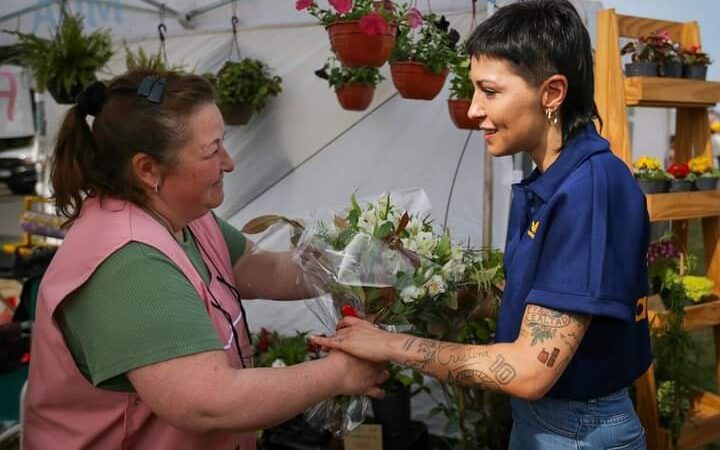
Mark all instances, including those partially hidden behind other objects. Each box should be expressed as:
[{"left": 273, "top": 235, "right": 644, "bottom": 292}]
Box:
[{"left": 50, "top": 70, "right": 215, "bottom": 224}]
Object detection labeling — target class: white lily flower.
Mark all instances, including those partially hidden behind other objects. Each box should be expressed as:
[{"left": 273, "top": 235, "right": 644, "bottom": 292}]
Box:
[{"left": 426, "top": 275, "right": 447, "bottom": 297}]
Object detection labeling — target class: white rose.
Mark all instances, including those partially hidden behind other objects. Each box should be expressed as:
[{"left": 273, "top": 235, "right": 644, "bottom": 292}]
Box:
[{"left": 271, "top": 358, "right": 287, "bottom": 368}]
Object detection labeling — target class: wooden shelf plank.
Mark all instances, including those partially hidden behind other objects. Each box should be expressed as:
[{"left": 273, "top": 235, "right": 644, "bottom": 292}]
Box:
[
  {"left": 646, "top": 191, "right": 720, "bottom": 222},
  {"left": 624, "top": 77, "right": 720, "bottom": 108},
  {"left": 648, "top": 298, "right": 720, "bottom": 332}
]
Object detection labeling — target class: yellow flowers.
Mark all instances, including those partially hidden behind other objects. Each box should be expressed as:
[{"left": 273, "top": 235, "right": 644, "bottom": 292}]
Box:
[
  {"left": 681, "top": 275, "right": 715, "bottom": 303},
  {"left": 688, "top": 155, "right": 712, "bottom": 174},
  {"left": 633, "top": 156, "right": 662, "bottom": 171}
]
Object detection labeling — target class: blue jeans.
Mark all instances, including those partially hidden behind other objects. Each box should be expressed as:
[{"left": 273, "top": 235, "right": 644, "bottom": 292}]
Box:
[{"left": 510, "top": 389, "right": 646, "bottom": 450}]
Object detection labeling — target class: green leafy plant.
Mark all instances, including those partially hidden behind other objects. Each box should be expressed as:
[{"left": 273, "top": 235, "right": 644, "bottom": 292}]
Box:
[
  {"left": 4, "top": 13, "right": 112, "bottom": 97},
  {"left": 620, "top": 31, "right": 672, "bottom": 63},
  {"left": 253, "top": 328, "right": 319, "bottom": 368},
  {"left": 448, "top": 48, "right": 473, "bottom": 100},
  {"left": 124, "top": 42, "right": 186, "bottom": 73},
  {"left": 207, "top": 59, "right": 282, "bottom": 112},
  {"left": 647, "top": 237, "right": 716, "bottom": 447},
  {"left": 391, "top": 13, "right": 460, "bottom": 74},
  {"left": 315, "top": 58, "right": 384, "bottom": 89},
  {"left": 682, "top": 45, "right": 712, "bottom": 66}
]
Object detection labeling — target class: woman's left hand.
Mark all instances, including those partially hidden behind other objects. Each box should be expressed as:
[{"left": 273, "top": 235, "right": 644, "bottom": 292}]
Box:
[{"left": 310, "top": 316, "right": 397, "bottom": 363}]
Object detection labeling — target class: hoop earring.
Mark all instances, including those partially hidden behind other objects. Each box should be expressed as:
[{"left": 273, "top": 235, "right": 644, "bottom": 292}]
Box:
[
  {"left": 153, "top": 182, "right": 159, "bottom": 196},
  {"left": 545, "top": 108, "right": 559, "bottom": 127}
]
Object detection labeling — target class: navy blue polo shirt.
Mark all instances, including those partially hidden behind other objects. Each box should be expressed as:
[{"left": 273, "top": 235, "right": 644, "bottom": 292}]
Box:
[{"left": 496, "top": 124, "right": 652, "bottom": 400}]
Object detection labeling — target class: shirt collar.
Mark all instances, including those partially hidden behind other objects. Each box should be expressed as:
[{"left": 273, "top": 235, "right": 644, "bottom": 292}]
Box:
[{"left": 520, "top": 123, "right": 610, "bottom": 202}]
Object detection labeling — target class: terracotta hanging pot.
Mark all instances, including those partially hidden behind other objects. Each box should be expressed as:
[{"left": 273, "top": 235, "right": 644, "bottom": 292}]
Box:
[
  {"left": 335, "top": 83, "right": 375, "bottom": 111},
  {"left": 219, "top": 103, "right": 254, "bottom": 125},
  {"left": 326, "top": 21, "right": 397, "bottom": 68},
  {"left": 447, "top": 99, "right": 480, "bottom": 130},
  {"left": 390, "top": 61, "right": 448, "bottom": 100}
]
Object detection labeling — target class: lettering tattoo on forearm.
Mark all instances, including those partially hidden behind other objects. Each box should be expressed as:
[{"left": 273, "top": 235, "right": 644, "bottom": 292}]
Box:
[{"left": 451, "top": 354, "right": 517, "bottom": 390}]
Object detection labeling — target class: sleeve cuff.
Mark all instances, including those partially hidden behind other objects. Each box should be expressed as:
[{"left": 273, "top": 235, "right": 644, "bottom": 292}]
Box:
[{"left": 526, "top": 288, "right": 635, "bottom": 322}]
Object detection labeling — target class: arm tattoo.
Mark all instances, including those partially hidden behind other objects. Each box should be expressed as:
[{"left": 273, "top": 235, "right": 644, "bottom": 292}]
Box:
[
  {"left": 400, "top": 337, "right": 439, "bottom": 371},
  {"left": 525, "top": 305, "right": 587, "bottom": 347}
]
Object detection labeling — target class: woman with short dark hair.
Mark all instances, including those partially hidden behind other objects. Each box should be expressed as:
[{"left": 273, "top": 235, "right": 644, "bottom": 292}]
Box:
[{"left": 313, "top": 1, "right": 651, "bottom": 448}]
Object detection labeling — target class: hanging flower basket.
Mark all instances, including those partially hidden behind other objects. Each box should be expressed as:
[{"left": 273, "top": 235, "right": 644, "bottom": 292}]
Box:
[
  {"left": 447, "top": 99, "right": 479, "bottom": 130},
  {"left": 219, "top": 103, "right": 254, "bottom": 125},
  {"left": 390, "top": 62, "right": 448, "bottom": 100},
  {"left": 335, "top": 84, "right": 375, "bottom": 111},
  {"left": 327, "top": 21, "right": 397, "bottom": 67}
]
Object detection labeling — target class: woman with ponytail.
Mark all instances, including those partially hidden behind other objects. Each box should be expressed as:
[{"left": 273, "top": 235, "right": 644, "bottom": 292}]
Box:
[{"left": 24, "top": 70, "right": 387, "bottom": 450}]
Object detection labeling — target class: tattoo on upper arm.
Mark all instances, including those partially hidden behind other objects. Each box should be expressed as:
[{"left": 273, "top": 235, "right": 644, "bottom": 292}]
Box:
[
  {"left": 524, "top": 305, "right": 588, "bottom": 347},
  {"left": 535, "top": 347, "right": 560, "bottom": 368}
]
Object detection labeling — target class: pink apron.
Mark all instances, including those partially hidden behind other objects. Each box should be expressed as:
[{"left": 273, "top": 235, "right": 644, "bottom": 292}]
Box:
[{"left": 23, "top": 197, "right": 256, "bottom": 449}]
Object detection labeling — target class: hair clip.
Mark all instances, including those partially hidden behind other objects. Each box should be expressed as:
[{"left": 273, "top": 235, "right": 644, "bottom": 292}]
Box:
[{"left": 137, "top": 75, "right": 166, "bottom": 104}]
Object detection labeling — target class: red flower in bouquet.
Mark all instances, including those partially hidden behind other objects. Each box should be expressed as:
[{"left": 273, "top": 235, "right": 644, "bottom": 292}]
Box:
[
  {"left": 359, "top": 12, "right": 388, "bottom": 35},
  {"left": 667, "top": 163, "right": 689, "bottom": 179},
  {"left": 341, "top": 304, "right": 360, "bottom": 317},
  {"left": 257, "top": 327, "right": 271, "bottom": 352},
  {"left": 295, "top": 0, "right": 314, "bottom": 11},
  {"left": 329, "top": 0, "right": 352, "bottom": 14}
]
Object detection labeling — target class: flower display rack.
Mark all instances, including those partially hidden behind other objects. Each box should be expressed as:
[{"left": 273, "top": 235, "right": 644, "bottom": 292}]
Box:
[{"left": 595, "top": 10, "right": 720, "bottom": 450}]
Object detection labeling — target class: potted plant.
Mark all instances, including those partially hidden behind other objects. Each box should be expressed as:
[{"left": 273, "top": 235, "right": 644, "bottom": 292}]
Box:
[
  {"left": 620, "top": 32, "right": 666, "bottom": 77},
  {"left": 4, "top": 13, "right": 112, "bottom": 104},
  {"left": 206, "top": 59, "right": 282, "bottom": 125},
  {"left": 667, "top": 163, "right": 693, "bottom": 192},
  {"left": 656, "top": 31, "right": 684, "bottom": 78},
  {"left": 681, "top": 45, "right": 712, "bottom": 80},
  {"left": 315, "top": 58, "right": 384, "bottom": 111},
  {"left": 447, "top": 48, "right": 480, "bottom": 130},
  {"left": 297, "top": 0, "right": 398, "bottom": 67},
  {"left": 647, "top": 237, "right": 717, "bottom": 445},
  {"left": 688, "top": 155, "right": 719, "bottom": 190},
  {"left": 124, "top": 42, "right": 186, "bottom": 73},
  {"left": 633, "top": 156, "right": 671, "bottom": 193},
  {"left": 389, "top": 12, "right": 459, "bottom": 100},
  {"left": 370, "top": 363, "right": 427, "bottom": 439}
]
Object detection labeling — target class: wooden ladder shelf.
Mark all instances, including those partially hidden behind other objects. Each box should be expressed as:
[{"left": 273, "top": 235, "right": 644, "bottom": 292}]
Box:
[{"left": 595, "top": 9, "right": 720, "bottom": 450}]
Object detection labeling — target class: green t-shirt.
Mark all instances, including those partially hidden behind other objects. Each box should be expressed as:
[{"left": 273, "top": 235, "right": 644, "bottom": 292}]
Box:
[{"left": 56, "top": 215, "right": 247, "bottom": 392}]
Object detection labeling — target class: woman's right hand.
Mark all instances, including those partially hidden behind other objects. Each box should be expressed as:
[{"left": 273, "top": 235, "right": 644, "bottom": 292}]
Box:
[{"left": 326, "top": 349, "right": 388, "bottom": 399}]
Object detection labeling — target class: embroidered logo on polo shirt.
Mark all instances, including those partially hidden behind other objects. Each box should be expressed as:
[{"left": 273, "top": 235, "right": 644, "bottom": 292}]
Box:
[
  {"left": 635, "top": 296, "right": 648, "bottom": 322},
  {"left": 527, "top": 220, "right": 540, "bottom": 239}
]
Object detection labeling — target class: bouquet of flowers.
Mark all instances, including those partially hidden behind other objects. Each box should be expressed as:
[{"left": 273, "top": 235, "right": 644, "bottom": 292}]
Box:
[{"left": 242, "top": 190, "right": 504, "bottom": 436}]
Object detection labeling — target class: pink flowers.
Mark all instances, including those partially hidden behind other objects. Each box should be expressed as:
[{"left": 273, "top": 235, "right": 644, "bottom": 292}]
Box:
[
  {"left": 329, "top": 0, "right": 352, "bottom": 14},
  {"left": 295, "top": 0, "right": 313, "bottom": 10},
  {"left": 406, "top": 7, "right": 423, "bottom": 29},
  {"left": 359, "top": 12, "right": 388, "bottom": 36}
]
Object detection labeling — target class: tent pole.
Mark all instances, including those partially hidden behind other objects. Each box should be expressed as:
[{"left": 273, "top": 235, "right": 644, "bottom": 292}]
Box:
[
  {"left": 136, "top": 0, "right": 182, "bottom": 18},
  {"left": 0, "top": 0, "right": 168, "bottom": 24},
  {"left": 0, "top": 1, "right": 56, "bottom": 24},
  {"left": 184, "top": 0, "right": 236, "bottom": 21}
]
